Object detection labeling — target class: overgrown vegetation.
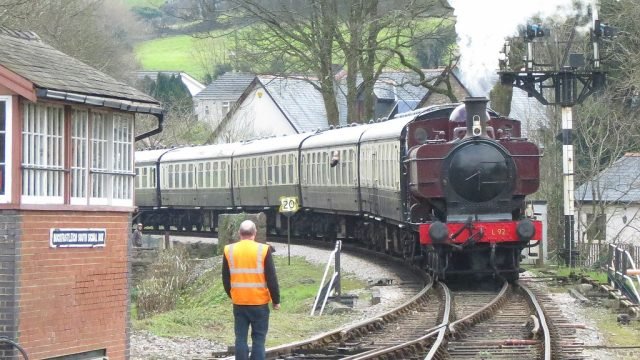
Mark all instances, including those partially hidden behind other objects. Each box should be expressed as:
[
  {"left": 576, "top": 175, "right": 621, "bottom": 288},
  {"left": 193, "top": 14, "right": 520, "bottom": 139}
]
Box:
[
  {"left": 527, "top": 266, "right": 609, "bottom": 284},
  {"left": 135, "top": 248, "right": 195, "bottom": 319},
  {"left": 133, "top": 254, "right": 368, "bottom": 346}
]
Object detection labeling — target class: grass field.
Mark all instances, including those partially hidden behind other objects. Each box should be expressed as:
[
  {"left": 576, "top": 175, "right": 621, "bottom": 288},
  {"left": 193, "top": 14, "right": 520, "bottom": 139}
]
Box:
[
  {"left": 124, "top": 0, "right": 163, "bottom": 8},
  {"left": 132, "top": 255, "right": 369, "bottom": 347},
  {"left": 135, "top": 35, "right": 203, "bottom": 78},
  {"left": 134, "top": 33, "right": 232, "bottom": 81}
]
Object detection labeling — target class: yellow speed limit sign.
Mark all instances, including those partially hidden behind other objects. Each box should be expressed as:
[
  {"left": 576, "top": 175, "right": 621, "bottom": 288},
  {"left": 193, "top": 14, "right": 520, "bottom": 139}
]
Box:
[{"left": 279, "top": 196, "right": 300, "bottom": 214}]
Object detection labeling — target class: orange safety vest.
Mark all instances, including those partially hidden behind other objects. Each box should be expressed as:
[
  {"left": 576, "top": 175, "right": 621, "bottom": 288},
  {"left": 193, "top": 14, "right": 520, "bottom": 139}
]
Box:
[{"left": 224, "top": 240, "right": 272, "bottom": 305}]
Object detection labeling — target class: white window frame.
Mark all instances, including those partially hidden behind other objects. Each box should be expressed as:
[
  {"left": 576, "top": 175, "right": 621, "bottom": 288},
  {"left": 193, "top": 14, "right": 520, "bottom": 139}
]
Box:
[
  {"left": 21, "top": 102, "right": 65, "bottom": 204},
  {"left": 0, "top": 96, "right": 12, "bottom": 203},
  {"left": 71, "top": 108, "right": 89, "bottom": 205},
  {"left": 89, "top": 110, "right": 135, "bottom": 207}
]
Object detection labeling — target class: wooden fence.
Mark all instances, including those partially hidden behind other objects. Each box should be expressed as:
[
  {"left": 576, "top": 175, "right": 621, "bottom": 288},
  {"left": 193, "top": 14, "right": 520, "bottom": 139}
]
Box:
[{"left": 577, "top": 242, "right": 640, "bottom": 268}]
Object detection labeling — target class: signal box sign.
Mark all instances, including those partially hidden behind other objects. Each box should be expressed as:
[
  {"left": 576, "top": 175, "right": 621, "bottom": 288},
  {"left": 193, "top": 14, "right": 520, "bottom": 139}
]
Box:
[
  {"left": 279, "top": 196, "right": 300, "bottom": 214},
  {"left": 50, "top": 228, "right": 106, "bottom": 248}
]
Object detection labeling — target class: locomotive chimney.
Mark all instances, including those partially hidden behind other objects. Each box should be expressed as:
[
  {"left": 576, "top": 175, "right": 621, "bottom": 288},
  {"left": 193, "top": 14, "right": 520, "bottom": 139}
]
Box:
[{"left": 463, "top": 97, "right": 489, "bottom": 138}]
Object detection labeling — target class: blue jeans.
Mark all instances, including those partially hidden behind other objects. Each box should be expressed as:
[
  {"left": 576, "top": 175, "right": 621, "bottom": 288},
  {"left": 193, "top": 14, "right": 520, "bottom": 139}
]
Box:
[{"left": 233, "top": 304, "right": 270, "bottom": 360}]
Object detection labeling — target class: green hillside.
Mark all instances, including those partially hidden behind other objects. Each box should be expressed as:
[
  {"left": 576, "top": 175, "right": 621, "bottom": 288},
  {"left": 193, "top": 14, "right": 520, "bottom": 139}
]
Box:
[
  {"left": 124, "top": 0, "right": 163, "bottom": 8},
  {"left": 135, "top": 35, "right": 204, "bottom": 79}
]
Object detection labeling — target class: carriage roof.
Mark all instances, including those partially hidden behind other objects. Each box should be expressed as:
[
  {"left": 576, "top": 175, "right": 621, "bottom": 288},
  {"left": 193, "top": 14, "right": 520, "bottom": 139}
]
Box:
[
  {"left": 300, "top": 124, "right": 371, "bottom": 149},
  {"left": 232, "top": 132, "right": 314, "bottom": 157}
]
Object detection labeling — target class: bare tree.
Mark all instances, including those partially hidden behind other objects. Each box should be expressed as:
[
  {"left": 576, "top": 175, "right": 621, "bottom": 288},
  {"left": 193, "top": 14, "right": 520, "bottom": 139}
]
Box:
[
  {"left": 209, "top": 0, "right": 456, "bottom": 125},
  {"left": 137, "top": 96, "right": 212, "bottom": 149},
  {"left": 230, "top": 0, "right": 341, "bottom": 125},
  {"left": 0, "top": 0, "right": 148, "bottom": 80},
  {"left": 334, "top": 0, "right": 456, "bottom": 122}
]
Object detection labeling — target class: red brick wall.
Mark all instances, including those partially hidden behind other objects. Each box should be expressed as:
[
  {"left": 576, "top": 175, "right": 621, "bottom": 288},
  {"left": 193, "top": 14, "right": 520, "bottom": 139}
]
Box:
[{"left": 18, "top": 211, "right": 130, "bottom": 359}]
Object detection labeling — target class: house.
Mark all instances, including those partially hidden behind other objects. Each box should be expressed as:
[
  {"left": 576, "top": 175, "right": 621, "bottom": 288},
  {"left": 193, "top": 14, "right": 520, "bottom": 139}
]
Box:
[
  {"left": 0, "top": 27, "right": 161, "bottom": 359},
  {"left": 351, "top": 68, "right": 471, "bottom": 122},
  {"left": 575, "top": 153, "right": 640, "bottom": 246},
  {"left": 135, "top": 70, "right": 205, "bottom": 97},
  {"left": 509, "top": 87, "right": 551, "bottom": 138},
  {"left": 193, "top": 72, "right": 255, "bottom": 128},
  {"left": 208, "top": 75, "right": 345, "bottom": 143}
]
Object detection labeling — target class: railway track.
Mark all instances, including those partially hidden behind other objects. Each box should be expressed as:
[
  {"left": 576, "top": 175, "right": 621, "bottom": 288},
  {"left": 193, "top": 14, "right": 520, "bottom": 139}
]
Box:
[
  {"left": 263, "top": 278, "right": 448, "bottom": 360},
  {"left": 152, "top": 231, "right": 583, "bottom": 359}
]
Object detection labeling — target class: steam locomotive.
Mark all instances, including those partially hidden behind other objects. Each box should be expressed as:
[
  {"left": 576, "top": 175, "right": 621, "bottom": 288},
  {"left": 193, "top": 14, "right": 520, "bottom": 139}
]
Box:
[{"left": 134, "top": 97, "right": 542, "bottom": 280}]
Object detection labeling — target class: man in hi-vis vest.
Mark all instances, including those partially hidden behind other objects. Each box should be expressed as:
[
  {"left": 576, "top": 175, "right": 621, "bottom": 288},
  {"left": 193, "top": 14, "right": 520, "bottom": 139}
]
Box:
[{"left": 223, "top": 220, "right": 280, "bottom": 360}]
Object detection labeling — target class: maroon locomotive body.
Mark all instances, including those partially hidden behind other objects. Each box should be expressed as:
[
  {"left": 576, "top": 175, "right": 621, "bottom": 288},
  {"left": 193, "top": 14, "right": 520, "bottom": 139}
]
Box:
[{"left": 405, "top": 97, "right": 542, "bottom": 280}]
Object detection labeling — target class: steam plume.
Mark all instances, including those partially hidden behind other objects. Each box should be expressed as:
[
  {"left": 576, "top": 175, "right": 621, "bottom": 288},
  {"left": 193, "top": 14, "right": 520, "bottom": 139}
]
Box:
[{"left": 447, "top": 0, "right": 593, "bottom": 96}]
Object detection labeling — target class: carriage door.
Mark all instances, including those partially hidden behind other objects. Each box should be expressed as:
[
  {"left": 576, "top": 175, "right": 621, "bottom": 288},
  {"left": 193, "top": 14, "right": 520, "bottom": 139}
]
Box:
[
  {"left": 370, "top": 151, "right": 379, "bottom": 215},
  {"left": 261, "top": 157, "right": 269, "bottom": 205}
]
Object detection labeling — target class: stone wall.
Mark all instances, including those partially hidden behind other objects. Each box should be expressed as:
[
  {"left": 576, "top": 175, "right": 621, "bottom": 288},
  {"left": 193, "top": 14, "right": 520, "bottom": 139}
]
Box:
[{"left": 217, "top": 213, "right": 267, "bottom": 253}]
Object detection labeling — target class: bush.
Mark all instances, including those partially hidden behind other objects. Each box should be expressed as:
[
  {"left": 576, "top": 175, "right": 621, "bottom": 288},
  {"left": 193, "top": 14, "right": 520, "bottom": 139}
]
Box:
[{"left": 136, "top": 248, "right": 194, "bottom": 319}]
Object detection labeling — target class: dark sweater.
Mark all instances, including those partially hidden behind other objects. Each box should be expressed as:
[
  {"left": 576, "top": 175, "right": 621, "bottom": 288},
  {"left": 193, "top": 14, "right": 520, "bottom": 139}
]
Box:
[{"left": 222, "top": 244, "right": 280, "bottom": 305}]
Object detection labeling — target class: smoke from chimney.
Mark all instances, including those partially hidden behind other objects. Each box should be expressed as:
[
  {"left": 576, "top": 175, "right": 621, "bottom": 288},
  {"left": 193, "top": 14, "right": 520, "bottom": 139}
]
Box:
[{"left": 447, "top": 0, "right": 593, "bottom": 96}]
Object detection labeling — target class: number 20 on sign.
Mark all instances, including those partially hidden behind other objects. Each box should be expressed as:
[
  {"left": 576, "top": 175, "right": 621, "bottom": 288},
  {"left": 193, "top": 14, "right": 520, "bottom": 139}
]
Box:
[{"left": 279, "top": 196, "right": 299, "bottom": 214}]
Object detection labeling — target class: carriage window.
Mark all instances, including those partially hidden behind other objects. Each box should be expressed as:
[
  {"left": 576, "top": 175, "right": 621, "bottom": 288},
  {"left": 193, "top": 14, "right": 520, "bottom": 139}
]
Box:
[
  {"left": 350, "top": 149, "right": 356, "bottom": 185},
  {"left": 178, "top": 164, "right": 184, "bottom": 188},
  {"left": 280, "top": 155, "right": 286, "bottom": 184},
  {"left": 267, "top": 157, "right": 273, "bottom": 183},
  {"left": 288, "top": 154, "right": 295, "bottom": 184},
  {"left": 310, "top": 153, "right": 316, "bottom": 185},
  {"left": 197, "top": 163, "right": 203, "bottom": 188},
  {"left": 251, "top": 158, "right": 258, "bottom": 186},
  {"left": 188, "top": 163, "right": 194, "bottom": 188},
  {"left": 167, "top": 165, "right": 174, "bottom": 188},
  {"left": 207, "top": 162, "right": 213, "bottom": 187},
  {"left": 273, "top": 155, "right": 280, "bottom": 184},
  {"left": 203, "top": 162, "right": 210, "bottom": 188},
  {"left": 340, "top": 150, "right": 347, "bottom": 186},
  {"left": 140, "top": 167, "right": 147, "bottom": 189},
  {"left": 150, "top": 166, "right": 156, "bottom": 188},
  {"left": 301, "top": 154, "right": 306, "bottom": 183},
  {"left": 328, "top": 151, "right": 340, "bottom": 186},
  {"left": 238, "top": 159, "right": 244, "bottom": 187},
  {"left": 223, "top": 161, "right": 229, "bottom": 187}
]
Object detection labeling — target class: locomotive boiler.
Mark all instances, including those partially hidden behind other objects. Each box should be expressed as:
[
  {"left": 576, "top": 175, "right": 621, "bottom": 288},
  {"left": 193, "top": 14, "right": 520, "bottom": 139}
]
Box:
[{"left": 134, "top": 97, "right": 542, "bottom": 281}]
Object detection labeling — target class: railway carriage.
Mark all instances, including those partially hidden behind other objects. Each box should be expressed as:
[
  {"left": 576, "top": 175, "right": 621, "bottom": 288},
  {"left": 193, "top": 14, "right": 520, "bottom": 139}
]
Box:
[
  {"left": 232, "top": 133, "right": 313, "bottom": 209},
  {"left": 135, "top": 98, "right": 543, "bottom": 280},
  {"left": 135, "top": 148, "right": 168, "bottom": 208}
]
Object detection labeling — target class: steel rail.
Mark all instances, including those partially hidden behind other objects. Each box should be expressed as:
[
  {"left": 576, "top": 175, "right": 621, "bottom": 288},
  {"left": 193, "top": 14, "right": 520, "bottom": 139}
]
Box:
[
  {"left": 447, "top": 281, "right": 510, "bottom": 337},
  {"left": 337, "top": 281, "right": 452, "bottom": 360},
  {"left": 518, "top": 281, "right": 552, "bottom": 360},
  {"left": 264, "top": 274, "right": 434, "bottom": 359}
]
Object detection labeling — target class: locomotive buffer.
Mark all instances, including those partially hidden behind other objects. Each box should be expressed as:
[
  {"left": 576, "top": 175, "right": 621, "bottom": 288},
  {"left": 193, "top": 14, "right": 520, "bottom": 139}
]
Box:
[{"left": 498, "top": 2, "right": 614, "bottom": 266}]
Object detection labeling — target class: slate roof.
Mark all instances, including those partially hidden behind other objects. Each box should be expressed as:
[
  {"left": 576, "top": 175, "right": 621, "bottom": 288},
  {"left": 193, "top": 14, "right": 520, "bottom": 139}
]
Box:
[
  {"left": 194, "top": 72, "right": 255, "bottom": 101},
  {"left": 509, "top": 87, "right": 549, "bottom": 137},
  {"left": 259, "top": 75, "right": 346, "bottom": 132},
  {"left": 0, "top": 27, "right": 159, "bottom": 108},
  {"left": 576, "top": 153, "right": 640, "bottom": 203},
  {"left": 373, "top": 70, "right": 439, "bottom": 102}
]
